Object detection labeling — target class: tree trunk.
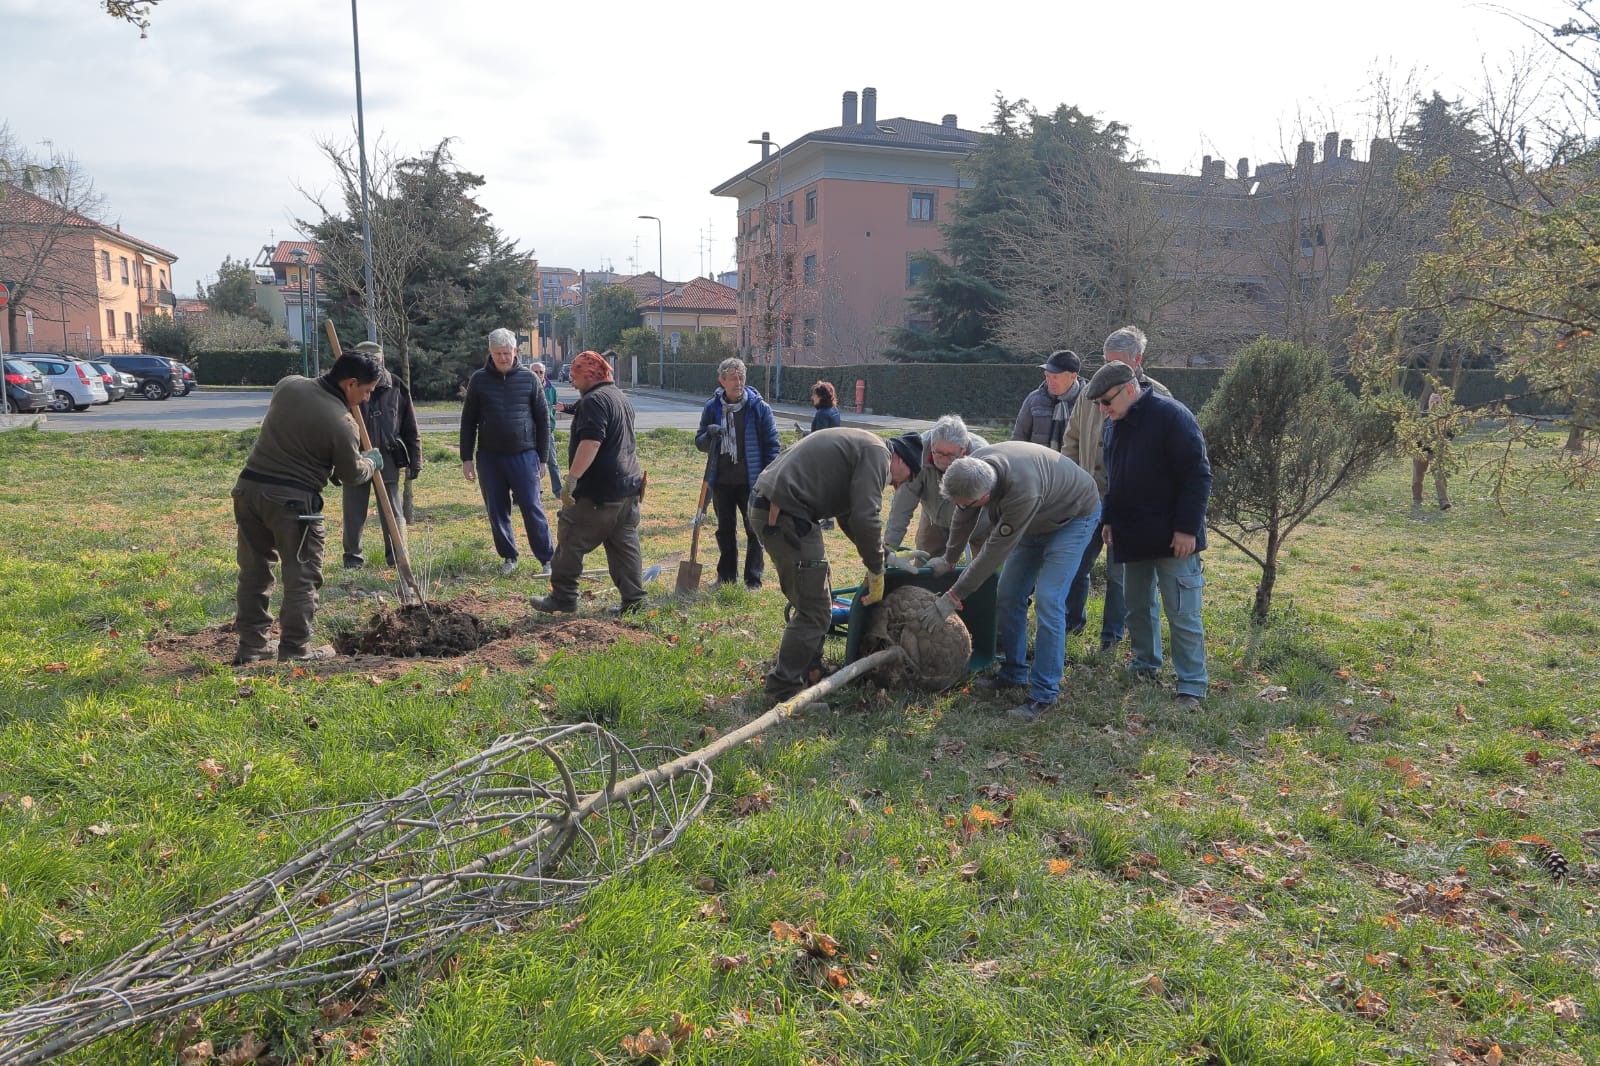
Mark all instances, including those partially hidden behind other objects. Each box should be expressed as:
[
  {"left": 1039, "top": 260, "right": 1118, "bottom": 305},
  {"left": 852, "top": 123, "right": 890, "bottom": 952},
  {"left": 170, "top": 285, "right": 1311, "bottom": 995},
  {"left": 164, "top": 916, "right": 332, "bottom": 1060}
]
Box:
[{"left": 1251, "top": 528, "right": 1282, "bottom": 624}]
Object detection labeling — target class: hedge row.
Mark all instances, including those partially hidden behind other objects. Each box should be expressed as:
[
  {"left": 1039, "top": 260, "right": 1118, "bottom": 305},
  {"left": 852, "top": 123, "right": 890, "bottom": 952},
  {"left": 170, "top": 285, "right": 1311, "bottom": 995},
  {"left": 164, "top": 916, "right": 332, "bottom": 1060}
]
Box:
[
  {"left": 191, "top": 349, "right": 1564, "bottom": 421},
  {"left": 639, "top": 360, "right": 1563, "bottom": 421},
  {"left": 189, "top": 349, "right": 304, "bottom": 386}
]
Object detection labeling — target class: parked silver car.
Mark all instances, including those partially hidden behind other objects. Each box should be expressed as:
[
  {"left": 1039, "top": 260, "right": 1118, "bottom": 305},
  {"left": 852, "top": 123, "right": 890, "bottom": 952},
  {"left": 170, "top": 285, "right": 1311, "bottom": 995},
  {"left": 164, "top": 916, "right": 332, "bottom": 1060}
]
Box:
[{"left": 19, "top": 355, "right": 110, "bottom": 412}]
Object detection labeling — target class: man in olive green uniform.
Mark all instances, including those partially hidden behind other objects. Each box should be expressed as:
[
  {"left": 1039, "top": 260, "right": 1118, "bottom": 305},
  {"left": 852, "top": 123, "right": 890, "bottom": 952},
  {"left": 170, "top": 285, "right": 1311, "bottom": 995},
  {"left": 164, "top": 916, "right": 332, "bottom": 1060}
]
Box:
[
  {"left": 232, "top": 353, "right": 382, "bottom": 665},
  {"left": 751, "top": 427, "right": 911, "bottom": 701}
]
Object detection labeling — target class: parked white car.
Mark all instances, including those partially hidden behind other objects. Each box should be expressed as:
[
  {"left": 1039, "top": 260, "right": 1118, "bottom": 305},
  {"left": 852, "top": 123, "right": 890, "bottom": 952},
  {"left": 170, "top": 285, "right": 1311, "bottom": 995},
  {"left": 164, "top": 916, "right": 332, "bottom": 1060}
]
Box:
[{"left": 19, "top": 355, "right": 110, "bottom": 412}]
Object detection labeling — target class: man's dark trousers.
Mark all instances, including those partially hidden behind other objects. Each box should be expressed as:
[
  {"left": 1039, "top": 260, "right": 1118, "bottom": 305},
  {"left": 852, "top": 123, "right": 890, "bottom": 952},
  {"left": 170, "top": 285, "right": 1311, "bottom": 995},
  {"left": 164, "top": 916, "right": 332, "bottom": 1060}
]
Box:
[
  {"left": 546, "top": 496, "right": 646, "bottom": 608},
  {"left": 753, "top": 505, "right": 829, "bottom": 698},
  {"left": 342, "top": 466, "right": 403, "bottom": 567},
  {"left": 232, "top": 479, "right": 325, "bottom": 659},
  {"left": 477, "top": 449, "right": 553, "bottom": 564},
  {"left": 711, "top": 480, "right": 763, "bottom": 586}
]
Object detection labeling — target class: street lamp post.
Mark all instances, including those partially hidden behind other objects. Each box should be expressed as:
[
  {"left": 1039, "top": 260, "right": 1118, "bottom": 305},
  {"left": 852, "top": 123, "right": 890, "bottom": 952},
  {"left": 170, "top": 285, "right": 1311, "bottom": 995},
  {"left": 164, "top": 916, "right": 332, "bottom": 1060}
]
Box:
[
  {"left": 309, "top": 264, "right": 320, "bottom": 374},
  {"left": 290, "top": 248, "right": 310, "bottom": 376},
  {"left": 638, "top": 215, "right": 664, "bottom": 387},
  {"left": 748, "top": 136, "right": 783, "bottom": 400},
  {"left": 57, "top": 284, "right": 68, "bottom": 352}
]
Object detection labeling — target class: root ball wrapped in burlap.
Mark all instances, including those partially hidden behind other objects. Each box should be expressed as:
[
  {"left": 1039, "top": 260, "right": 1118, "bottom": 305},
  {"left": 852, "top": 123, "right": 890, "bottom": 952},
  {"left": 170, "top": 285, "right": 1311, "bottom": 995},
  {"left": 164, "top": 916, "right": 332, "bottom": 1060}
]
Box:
[{"left": 859, "top": 585, "right": 972, "bottom": 691}]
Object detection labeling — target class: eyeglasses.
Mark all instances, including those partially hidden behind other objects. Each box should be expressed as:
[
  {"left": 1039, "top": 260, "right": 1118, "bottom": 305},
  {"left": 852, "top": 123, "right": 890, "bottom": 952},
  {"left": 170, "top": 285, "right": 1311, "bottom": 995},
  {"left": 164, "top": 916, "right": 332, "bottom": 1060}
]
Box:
[
  {"left": 1095, "top": 396, "right": 1117, "bottom": 408},
  {"left": 930, "top": 447, "right": 963, "bottom": 461}
]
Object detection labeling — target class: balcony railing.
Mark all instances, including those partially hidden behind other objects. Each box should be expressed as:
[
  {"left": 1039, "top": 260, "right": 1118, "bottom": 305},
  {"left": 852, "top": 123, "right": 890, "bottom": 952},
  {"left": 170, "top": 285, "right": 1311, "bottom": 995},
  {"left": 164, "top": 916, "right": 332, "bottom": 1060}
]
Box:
[{"left": 137, "top": 285, "right": 177, "bottom": 307}]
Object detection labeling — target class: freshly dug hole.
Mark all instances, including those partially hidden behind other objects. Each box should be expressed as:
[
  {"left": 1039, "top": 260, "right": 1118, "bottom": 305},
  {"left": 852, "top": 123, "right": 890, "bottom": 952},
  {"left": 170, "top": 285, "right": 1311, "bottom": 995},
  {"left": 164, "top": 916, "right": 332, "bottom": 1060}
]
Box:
[
  {"left": 859, "top": 585, "right": 972, "bottom": 691},
  {"left": 334, "top": 602, "right": 509, "bottom": 657}
]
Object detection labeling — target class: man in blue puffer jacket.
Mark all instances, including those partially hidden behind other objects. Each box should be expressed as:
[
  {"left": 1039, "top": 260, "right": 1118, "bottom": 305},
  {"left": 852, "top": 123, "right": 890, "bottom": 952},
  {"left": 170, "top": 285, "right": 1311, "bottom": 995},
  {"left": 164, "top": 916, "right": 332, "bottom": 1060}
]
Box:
[
  {"left": 695, "top": 357, "right": 781, "bottom": 589},
  {"left": 460, "top": 328, "right": 552, "bottom": 575}
]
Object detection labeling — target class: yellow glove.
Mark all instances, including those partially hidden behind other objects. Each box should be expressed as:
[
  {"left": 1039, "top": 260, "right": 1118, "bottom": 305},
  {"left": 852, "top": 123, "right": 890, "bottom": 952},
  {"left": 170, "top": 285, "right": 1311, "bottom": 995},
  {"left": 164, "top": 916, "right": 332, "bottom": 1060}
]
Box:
[
  {"left": 860, "top": 568, "right": 886, "bottom": 606},
  {"left": 560, "top": 488, "right": 577, "bottom": 511}
]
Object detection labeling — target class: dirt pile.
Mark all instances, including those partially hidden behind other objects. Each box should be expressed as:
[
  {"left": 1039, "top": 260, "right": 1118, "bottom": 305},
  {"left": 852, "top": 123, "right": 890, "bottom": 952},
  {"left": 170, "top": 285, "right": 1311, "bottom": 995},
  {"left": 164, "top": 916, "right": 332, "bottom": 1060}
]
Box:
[{"left": 334, "top": 602, "right": 507, "bottom": 657}]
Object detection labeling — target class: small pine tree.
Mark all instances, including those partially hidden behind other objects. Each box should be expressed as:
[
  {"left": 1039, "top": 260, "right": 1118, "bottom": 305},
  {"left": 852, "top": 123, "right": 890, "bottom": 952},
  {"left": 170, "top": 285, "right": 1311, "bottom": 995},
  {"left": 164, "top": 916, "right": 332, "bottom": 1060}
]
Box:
[{"left": 1200, "top": 338, "right": 1397, "bottom": 622}]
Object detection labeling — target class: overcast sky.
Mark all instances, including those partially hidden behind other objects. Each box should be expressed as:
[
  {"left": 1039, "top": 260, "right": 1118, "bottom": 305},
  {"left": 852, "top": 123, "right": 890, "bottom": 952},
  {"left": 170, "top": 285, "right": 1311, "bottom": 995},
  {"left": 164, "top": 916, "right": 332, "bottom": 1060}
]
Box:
[{"left": 2, "top": 0, "right": 1581, "bottom": 296}]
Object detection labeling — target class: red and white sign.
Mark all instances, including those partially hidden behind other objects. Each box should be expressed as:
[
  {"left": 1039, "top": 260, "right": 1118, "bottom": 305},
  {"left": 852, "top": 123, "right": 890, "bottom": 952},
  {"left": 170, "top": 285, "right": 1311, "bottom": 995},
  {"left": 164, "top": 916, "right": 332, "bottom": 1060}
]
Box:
[{"left": 0, "top": 281, "right": 12, "bottom": 308}]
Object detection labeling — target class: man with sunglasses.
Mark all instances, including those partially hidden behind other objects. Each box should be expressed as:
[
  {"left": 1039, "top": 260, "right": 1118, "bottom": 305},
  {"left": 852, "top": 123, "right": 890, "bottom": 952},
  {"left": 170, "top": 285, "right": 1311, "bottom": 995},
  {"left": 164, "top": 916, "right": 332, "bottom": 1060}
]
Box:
[
  {"left": 1086, "top": 359, "right": 1211, "bottom": 710},
  {"left": 1060, "top": 326, "right": 1171, "bottom": 651}
]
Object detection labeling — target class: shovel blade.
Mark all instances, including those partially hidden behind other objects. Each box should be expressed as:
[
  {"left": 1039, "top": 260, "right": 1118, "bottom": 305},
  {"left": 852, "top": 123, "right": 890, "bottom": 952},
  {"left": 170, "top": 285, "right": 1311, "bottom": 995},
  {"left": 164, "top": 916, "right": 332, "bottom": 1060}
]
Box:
[{"left": 675, "top": 559, "right": 703, "bottom": 594}]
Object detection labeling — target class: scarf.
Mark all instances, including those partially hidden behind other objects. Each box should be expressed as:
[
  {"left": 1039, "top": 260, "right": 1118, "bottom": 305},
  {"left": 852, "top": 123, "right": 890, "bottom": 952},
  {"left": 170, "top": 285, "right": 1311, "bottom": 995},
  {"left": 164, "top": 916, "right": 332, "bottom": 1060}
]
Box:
[{"left": 720, "top": 392, "right": 746, "bottom": 463}]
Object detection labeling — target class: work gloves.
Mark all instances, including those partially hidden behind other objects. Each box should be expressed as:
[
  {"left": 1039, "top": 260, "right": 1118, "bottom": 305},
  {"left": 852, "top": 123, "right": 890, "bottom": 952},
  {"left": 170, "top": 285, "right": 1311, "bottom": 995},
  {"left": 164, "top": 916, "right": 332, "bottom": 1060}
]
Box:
[
  {"left": 917, "top": 593, "right": 959, "bottom": 630},
  {"left": 560, "top": 488, "right": 577, "bottom": 511},
  {"left": 362, "top": 449, "right": 383, "bottom": 473},
  {"left": 884, "top": 549, "right": 918, "bottom": 573},
  {"left": 903, "top": 550, "right": 954, "bottom": 577},
  {"left": 860, "top": 568, "right": 886, "bottom": 606}
]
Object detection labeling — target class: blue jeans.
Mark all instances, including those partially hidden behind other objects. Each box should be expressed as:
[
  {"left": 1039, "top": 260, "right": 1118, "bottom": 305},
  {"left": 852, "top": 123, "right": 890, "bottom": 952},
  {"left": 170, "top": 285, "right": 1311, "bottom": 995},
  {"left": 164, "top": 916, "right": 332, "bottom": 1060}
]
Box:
[
  {"left": 995, "top": 506, "right": 1100, "bottom": 704},
  {"left": 1065, "top": 518, "right": 1127, "bottom": 643},
  {"left": 1121, "top": 554, "right": 1208, "bottom": 697},
  {"left": 476, "top": 449, "right": 553, "bottom": 564}
]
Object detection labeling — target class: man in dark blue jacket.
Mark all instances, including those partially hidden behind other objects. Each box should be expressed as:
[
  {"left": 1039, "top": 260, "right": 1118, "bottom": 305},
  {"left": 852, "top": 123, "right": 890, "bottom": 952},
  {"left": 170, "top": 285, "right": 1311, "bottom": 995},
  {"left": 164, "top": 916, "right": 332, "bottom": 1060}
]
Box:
[
  {"left": 460, "top": 328, "right": 552, "bottom": 575},
  {"left": 695, "top": 357, "right": 781, "bottom": 589},
  {"left": 1088, "top": 360, "right": 1212, "bottom": 709}
]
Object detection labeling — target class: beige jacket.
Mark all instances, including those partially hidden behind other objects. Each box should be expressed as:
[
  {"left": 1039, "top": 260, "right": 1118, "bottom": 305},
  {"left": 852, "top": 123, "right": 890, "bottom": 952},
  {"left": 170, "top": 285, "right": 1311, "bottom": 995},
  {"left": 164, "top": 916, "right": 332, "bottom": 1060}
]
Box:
[{"left": 883, "top": 429, "right": 989, "bottom": 547}]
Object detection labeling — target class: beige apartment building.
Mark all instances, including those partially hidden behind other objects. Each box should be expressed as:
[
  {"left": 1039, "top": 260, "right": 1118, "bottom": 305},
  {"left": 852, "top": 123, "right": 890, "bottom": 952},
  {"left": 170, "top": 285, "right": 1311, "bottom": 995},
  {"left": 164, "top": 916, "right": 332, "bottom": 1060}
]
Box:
[{"left": 1, "top": 182, "right": 177, "bottom": 355}]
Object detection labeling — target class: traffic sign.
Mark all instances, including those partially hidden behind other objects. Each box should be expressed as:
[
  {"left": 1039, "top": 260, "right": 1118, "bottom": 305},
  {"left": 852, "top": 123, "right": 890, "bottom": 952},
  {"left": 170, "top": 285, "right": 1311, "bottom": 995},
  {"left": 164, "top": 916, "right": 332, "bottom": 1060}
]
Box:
[{"left": 0, "top": 281, "right": 12, "bottom": 308}]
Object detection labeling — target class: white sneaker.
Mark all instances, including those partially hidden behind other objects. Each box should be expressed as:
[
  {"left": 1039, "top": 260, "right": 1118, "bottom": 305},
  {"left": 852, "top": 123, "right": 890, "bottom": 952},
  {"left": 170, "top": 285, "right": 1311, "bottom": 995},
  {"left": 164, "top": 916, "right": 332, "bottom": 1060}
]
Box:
[{"left": 500, "top": 558, "right": 519, "bottom": 575}]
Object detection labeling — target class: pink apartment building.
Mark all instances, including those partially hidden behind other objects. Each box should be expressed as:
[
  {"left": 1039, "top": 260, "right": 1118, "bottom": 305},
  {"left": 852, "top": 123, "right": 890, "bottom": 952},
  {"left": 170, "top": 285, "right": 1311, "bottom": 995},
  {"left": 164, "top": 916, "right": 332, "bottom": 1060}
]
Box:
[{"left": 712, "top": 88, "right": 980, "bottom": 373}]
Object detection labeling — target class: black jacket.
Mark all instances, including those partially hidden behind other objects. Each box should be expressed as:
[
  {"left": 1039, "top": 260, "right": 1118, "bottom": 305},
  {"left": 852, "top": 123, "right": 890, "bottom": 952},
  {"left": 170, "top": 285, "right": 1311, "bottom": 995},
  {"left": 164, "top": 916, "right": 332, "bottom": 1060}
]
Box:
[
  {"left": 358, "top": 369, "right": 422, "bottom": 471},
  {"left": 1103, "top": 385, "right": 1211, "bottom": 563},
  {"left": 459, "top": 358, "right": 549, "bottom": 462}
]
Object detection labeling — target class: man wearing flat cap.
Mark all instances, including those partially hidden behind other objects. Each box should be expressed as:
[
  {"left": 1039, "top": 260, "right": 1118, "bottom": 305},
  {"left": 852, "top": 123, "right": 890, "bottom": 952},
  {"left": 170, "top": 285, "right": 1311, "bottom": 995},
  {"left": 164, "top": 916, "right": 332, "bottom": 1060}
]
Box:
[
  {"left": 342, "top": 340, "right": 421, "bottom": 570},
  {"left": 750, "top": 428, "right": 912, "bottom": 702},
  {"left": 1088, "top": 355, "right": 1212, "bottom": 710},
  {"left": 1013, "top": 349, "right": 1083, "bottom": 450},
  {"left": 1061, "top": 326, "right": 1171, "bottom": 650}
]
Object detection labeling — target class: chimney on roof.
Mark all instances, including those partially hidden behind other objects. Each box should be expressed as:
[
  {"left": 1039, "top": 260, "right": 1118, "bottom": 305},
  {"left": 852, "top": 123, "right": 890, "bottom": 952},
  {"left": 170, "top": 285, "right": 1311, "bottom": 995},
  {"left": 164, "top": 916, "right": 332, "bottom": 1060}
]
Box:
[
  {"left": 1296, "top": 140, "right": 1315, "bottom": 167},
  {"left": 843, "top": 91, "right": 858, "bottom": 126},
  {"left": 1202, "top": 154, "right": 1212, "bottom": 171},
  {"left": 1237, "top": 157, "right": 1250, "bottom": 179},
  {"left": 1324, "top": 131, "right": 1339, "bottom": 161},
  {"left": 759, "top": 131, "right": 771, "bottom": 160},
  {"left": 861, "top": 87, "right": 877, "bottom": 128},
  {"left": 942, "top": 114, "right": 957, "bottom": 128},
  {"left": 1340, "top": 138, "right": 1353, "bottom": 160},
  {"left": 1203, "top": 158, "right": 1227, "bottom": 181}
]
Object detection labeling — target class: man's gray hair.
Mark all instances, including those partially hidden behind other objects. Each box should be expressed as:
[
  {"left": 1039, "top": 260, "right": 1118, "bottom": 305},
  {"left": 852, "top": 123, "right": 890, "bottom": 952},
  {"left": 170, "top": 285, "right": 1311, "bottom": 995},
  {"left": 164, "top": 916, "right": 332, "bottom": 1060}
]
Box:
[
  {"left": 926, "top": 413, "right": 971, "bottom": 453},
  {"left": 487, "top": 327, "right": 517, "bottom": 351},
  {"left": 1103, "top": 326, "right": 1147, "bottom": 360},
  {"left": 717, "top": 357, "right": 746, "bottom": 377},
  {"left": 940, "top": 456, "right": 996, "bottom": 502}
]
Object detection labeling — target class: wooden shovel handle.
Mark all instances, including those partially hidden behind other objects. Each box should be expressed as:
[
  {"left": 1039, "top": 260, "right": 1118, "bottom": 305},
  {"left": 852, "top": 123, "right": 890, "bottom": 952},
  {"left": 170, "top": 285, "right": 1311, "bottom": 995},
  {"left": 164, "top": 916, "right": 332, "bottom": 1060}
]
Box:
[{"left": 688, "top": 480, "right": 711, "bottom": 564}]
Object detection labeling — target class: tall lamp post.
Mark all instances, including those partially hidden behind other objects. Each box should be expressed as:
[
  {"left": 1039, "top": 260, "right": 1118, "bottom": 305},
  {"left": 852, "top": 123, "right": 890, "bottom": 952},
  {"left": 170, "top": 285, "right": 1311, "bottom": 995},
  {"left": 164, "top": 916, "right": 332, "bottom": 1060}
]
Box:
[
  {"left": 290, "top": 248, "right": 310, "bottom": 376},
  {"left": 748, "top": 136, "right": 783, "bottom": 400},
  {"left": 308, "top": 262, "right": 320, "bottom": 374},
  {"left": 637, "top": 215, "right": 664, "bottom": 387},
  {"left": 56, "top": 283, "right": 68, "bottom": 352}
]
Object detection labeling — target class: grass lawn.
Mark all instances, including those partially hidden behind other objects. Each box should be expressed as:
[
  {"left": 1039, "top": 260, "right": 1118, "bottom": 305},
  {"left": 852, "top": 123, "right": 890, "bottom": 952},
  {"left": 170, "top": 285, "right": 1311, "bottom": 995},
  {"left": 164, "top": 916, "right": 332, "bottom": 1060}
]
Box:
[{"left": 0, "top": 424, "right": 1596, "bottom": 1065}]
